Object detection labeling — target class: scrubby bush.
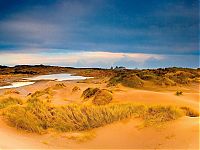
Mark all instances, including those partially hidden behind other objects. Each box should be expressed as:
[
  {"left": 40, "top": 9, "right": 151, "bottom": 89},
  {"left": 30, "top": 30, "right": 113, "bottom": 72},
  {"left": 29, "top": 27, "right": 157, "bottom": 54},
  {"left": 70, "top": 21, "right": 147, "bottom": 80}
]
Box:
[
  {"left": 166, "top": 71, "right": 194, "bottom": 84},
  {"left": 81, "top": 88, "right": 100, "bottom": 99},
  {"left": 175, "top": 91, "right": 183, "bottom": 96},
  {"left": 72, "top": 86, "right": 81, "bottom": 92},
  {"left": 92, "top": 90, "right": 112, "bottom": 105}
]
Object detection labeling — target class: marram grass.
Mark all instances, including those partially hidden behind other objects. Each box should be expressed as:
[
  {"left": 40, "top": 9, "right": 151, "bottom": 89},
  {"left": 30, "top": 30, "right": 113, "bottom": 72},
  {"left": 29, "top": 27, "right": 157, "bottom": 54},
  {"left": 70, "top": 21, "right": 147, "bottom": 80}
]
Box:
[
  {"left": 0, "top": 97, "right": 199, "bottom": 133},
  {"left": 2, "top": 98, "right": 198, "bottom": 133}
]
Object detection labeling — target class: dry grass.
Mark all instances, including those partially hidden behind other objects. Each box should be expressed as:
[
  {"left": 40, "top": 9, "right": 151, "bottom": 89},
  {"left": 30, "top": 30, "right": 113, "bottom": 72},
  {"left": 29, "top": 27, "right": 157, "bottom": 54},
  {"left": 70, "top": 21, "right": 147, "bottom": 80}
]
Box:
[
  {"left": 4, "top": 90, "right": 20, "bottom": 95},
  {"left": 92, "top": 89, "right": 113, "bottom": 105},
  {"left": 0, "top": 96, "right": 23, "bottom": 109},
  {"left": 180, "top": 106, "right": 199, "bottom": 117},
  {"left": 81, "top": 88, "right": 100, "bottom": 99},
  {"left": 108, "top": 73, "right": 143, "bottom": 88},
  {"left": 30, "top": 87, "right": 54, "bottom": 98},
  {"left": 1, "top": 96, "right": 197, "bottom": 134}
]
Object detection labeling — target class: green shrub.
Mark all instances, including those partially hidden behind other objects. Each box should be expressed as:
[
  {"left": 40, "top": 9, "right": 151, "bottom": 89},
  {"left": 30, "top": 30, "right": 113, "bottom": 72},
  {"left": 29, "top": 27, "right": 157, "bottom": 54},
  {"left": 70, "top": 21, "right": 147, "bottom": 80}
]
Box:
[{"left": 92, "top": 90, "right": 113, "bottom": 105}]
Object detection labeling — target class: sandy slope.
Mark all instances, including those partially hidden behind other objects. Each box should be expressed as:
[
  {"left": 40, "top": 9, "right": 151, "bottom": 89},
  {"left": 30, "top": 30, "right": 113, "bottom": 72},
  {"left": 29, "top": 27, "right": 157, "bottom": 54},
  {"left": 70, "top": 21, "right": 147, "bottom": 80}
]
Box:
[
  {"left": 0, "top": 80, "right": 199, "bottom": 149},
  {"left": 113, "top": 86, "right": 199, "bottom": 111},
  {"left": 0, "top": 116, "right": 199, "bottom": 149}
]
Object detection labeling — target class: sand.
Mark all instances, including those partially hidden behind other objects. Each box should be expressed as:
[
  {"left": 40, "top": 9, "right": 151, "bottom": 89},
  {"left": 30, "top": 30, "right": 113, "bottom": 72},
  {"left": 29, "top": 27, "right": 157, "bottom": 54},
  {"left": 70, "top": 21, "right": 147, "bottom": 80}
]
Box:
[{"left": 0, "top": 79, "right": 199, "bottom": 149}]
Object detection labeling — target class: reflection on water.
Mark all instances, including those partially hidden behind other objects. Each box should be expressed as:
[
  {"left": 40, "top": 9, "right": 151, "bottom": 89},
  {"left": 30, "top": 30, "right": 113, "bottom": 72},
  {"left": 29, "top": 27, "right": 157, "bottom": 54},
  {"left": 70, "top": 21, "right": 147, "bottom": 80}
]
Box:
[
  {"left": 0, "top": 73, "right": 93, "bottom": 89},
  {"left": 0, "top": 82, "right": 35, "bottom": 89},
  {"left": 24, "top": 73, "right": 93, "bottom": 81}
]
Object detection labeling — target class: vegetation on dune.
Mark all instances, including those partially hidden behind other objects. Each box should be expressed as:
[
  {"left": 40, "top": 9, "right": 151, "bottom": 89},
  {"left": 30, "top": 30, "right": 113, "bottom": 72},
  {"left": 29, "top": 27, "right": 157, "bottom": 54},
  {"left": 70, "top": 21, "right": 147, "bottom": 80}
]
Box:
[
  {"left": 109, "top": 68, "right": 200, "bottom": 88},
  {"left": 52, "top": 83, "right": 66, "bottom": 89},
  {"left": 72, "top": 86, "right": 81, "bottom": 92},
  {"left": 4, "top": 90, "right": 20, "bottom": 95},
  {"left": 81, "top": 88, "right": 113, "bottom": 105},
  {"left": 93, "top": 90, "right": 113, "bottom": 105},
  {"left": 142, "top": 106, "right": 183, "bottom": 127},
  {"left": 180, "top": 106, "right": 199, "bottom": 117},
  {"left": 81, "top": 88, "right": 100, "bottom": 99},
  {"left": 29, "top": 84, "right": 65, "bottom": 99},
  {"left": 175, "top": 91, "right": 183, "bottom": 96},
  {"left": 0, "top": 66, "right": 199, "bottom": 89},
  {"left": 30, "top": 87, "right": 54, "bottom": 98},
  {"left": 107, "top": 71, "right": 144, "bottom": 88},
  {"left": 1, "top": 96, "right": 198, "bottom": 133},
  {"left": 0, "top": 97, "right": 23, "bottom": 109},
  {"left": 154, "top": 77, "right": 176, "bottom": 86}
]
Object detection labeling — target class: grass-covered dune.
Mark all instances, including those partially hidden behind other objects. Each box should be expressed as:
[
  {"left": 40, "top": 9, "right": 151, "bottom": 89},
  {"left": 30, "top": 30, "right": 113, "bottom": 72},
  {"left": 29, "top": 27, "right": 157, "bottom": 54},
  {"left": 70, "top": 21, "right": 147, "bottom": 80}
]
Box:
[
  {"left": 0, "top": 96, "right": 198, "bottom": 134},
  {"left": 0, "top": 65, "right": 199, "bottom": 88}
]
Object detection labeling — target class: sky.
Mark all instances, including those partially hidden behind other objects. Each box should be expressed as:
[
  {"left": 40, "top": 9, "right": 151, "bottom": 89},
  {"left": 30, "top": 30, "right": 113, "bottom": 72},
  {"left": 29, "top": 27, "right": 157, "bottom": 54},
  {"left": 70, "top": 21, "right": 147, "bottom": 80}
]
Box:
[{"left": 0, "top": 0, "right": 199, "bottom": 68}]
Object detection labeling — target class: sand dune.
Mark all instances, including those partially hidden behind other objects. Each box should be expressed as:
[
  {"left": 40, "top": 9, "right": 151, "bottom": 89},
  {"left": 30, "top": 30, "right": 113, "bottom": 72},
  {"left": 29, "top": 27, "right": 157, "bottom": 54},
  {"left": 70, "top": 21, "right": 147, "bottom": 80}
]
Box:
[
  {"left": 0, "top": 116, "right": 199, "bottom": 149},
  {"left": 0, "top": 79, "right": 199, "bottom": 149}
]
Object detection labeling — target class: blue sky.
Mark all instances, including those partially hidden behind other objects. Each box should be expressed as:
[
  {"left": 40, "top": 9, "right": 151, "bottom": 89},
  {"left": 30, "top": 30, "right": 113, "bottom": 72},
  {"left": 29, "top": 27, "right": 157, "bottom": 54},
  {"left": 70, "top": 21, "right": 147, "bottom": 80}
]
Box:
[{"left": 0, "top": 0, "right": 199, "bottom": 68}]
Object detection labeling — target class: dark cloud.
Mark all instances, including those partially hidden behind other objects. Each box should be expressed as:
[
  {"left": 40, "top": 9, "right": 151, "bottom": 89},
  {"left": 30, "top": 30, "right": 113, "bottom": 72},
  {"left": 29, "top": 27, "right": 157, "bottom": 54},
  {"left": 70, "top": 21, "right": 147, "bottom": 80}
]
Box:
[{"left": 0, "top": 0, "right": 198, "bottom": 56}]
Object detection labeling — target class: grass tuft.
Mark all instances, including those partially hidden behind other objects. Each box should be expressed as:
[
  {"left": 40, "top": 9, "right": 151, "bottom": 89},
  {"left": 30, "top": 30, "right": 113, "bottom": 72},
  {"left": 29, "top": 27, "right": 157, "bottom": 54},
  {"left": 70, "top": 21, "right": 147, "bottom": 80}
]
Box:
[
  {"left": 175, "top": 91, "right": 183, "bottom": 96},
  {"left": 180, "top": 106, "right": 199, "bottom": 117},
  {"left": 53, "top": 83, "right": 66, "bottom": 90},
  {"left": 0, "top": 96, "right": 23, "bottom": 109},
  {"left": 72, "top": 86, "right": 81, "bottom": 92},
  {"left": 4, "top": 90, "right": 20, "bottom": 95}
]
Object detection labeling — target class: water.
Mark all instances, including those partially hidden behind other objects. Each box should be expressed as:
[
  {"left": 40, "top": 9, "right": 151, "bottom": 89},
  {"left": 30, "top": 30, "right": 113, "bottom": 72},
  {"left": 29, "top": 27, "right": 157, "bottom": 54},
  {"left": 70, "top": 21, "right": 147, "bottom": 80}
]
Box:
[
  {"left": 0, "top": 73, "right": 93, "bottom": 89},
  {"left": 0, "top": 82, "right": 35, "bottom": 89},
  {"left": 24, "top": 73, "right": 93, "bottom": 81}
]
